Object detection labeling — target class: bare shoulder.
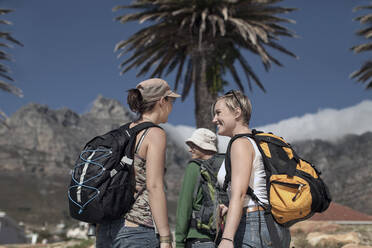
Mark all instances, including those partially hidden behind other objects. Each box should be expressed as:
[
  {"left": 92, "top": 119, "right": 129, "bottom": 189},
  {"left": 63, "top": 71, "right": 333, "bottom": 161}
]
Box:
[
  {"left": 231, "top": 137, "right": 254, "bottom": 155},
  {"left": 146, "top": 126, "right": 166, "bottom": 141}
]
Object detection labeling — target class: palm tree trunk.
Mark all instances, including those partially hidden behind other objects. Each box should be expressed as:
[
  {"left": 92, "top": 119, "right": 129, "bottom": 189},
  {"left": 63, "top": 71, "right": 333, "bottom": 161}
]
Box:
[{"left": 194, "top": 55, "right": 217, "bottom": 131}]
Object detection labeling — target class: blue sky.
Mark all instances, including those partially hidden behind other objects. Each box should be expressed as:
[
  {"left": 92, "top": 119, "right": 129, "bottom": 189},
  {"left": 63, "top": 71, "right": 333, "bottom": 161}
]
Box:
[{"left": 1, "top": 0, "right": 371, "bottom": 127}]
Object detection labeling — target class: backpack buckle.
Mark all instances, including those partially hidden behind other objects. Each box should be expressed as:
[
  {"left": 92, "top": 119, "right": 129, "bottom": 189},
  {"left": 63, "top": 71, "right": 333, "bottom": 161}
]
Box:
[
  {"left": 121, "top": 155, "right": 133, "bottom": 165},
  {"left": 110, "top": 169, "right": 118, "bottom": 177}
]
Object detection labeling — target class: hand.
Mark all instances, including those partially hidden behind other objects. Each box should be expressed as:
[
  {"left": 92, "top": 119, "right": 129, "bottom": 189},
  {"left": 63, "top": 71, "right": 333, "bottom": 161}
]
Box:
[
  {"left": 219, "top": 204, "right": 228, "bottom": 217},
  {"left": 160, "top": 242, "right": 173, "bottom": 248},
  {"left": 218, "top": 239, "right": 234, "bottom": 248}
]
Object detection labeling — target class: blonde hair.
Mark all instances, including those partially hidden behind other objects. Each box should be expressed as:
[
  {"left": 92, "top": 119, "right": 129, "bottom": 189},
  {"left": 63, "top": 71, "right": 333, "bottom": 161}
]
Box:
[{"left": 212, "top": 90, "right": 252, "bottom": 126}]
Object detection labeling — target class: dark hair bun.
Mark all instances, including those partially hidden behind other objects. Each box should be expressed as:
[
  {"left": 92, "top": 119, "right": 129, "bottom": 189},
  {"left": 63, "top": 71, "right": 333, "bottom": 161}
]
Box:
[{"left": 127, "top": 88, "right": 143, "bottom": 113}]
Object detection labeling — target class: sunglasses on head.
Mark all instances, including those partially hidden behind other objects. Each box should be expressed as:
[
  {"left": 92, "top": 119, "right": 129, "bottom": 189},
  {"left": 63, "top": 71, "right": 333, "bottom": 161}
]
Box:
[{"left": 224, "top": 90, "right": 244, "bottom": 111}]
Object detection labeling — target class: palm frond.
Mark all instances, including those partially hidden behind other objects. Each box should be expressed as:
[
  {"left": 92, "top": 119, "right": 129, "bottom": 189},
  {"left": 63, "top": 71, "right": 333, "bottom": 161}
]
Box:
[
  {"left": 227, "top": 64, "right": 244, "bottom": 92},
  {"left": 351, "top": 43, "right": 372, "bottom": 53},
  {"left": 136, "top": 47, "right": 169, "bottom": 77},
  {"left": 0, "top": 80, "right": 23, "bottom": 97},
  {"left": 165, "top": 51, "right": 185, "bottom": 76},
  {"left": 214, "top": 14, "right": 226, "bottom": 36},
  {"left": 350, "top": 61, "right": 372, "bottom": 89},
  {"left": 236, "top": 53, "right": 266, "bottom": 92},
  {"left": 266, "top": 40, "right": 298, "bottom": 58},
  {"left": 0, "top": 64, "right": 10, "bottom": 72},
  {"left": 356, "top": 26, "right": 372, "bottom": 38},
  {"left": 351, "top": 61, "right": 372, "bottom": 78},
  {"left": 113, "top": 3, "right": 155, "bottom": 12},
  {"left": 354, "top": 13, "right": 372, "bottom": 24},
  {"left": 0, "top": 72, "right": 14, "bottom": 81},
  {"left": 0, "top": 32, "right": 23, "bottom": 47},
  {"left": 150, "top": 49, "right": 178, "bottom": 78},
  {"left": 0, "top": 8, "right": 23, "bottom": 98},
  {"left": 172, "top": 8, "right": 193, "bottom": 17},
  {"left": 0, "top": 50, "right": 13, "bottom": 61},
  {"left": 0, "top": 20, "right": 12, "bottom": 25},
  {"left": 353, "top": 5, "right": 372, "bottom": 12},
  {"left": 182, "top": 58, "right": 193, "bottom": 100},
  {"left": 0, "top": 9, "right": 13, "bottom": 15},
  {"left": 122, "top": 46, "right": 165, "bottom": 75},
  {"left": 174, "top": 55, "right": 186, "bottom": 91}
]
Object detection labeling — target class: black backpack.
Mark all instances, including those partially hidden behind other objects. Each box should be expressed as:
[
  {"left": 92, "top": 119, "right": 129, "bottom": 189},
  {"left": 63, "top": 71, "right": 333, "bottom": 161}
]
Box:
[{"left": 68, "top": 122, "right": 160, "bottom": 224}]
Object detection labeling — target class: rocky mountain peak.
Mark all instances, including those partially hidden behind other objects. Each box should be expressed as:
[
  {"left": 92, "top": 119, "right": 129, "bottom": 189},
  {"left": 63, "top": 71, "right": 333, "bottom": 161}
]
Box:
[{"left": 86, "top": 95, "right": 133, "bottom": 121}]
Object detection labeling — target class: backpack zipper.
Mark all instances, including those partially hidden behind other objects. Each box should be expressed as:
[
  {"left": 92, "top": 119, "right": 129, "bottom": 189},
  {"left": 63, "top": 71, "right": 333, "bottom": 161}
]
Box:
[
  {"left": 292, "top": 184, "right": 305, "bottom": 202},
  {"left": 271, "top": 180, "right": 305, "bottom": 202}
]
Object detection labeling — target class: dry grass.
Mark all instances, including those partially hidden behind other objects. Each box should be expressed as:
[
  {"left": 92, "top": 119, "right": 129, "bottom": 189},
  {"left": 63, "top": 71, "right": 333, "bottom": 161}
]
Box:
[{"left": 290, "top": 222, "right": 372, "bottom": 248}]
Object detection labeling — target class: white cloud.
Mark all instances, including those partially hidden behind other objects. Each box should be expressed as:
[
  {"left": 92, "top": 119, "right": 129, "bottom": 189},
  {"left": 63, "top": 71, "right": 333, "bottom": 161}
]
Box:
[
  {"left": 164, "top": 100, "right": 372, "bottom": 153},
  {"left": 161, "top": 124, "right": 195, "bottom": 149},
  {"left": 256, "top": 100, "right": 372, "bottom": 143}
]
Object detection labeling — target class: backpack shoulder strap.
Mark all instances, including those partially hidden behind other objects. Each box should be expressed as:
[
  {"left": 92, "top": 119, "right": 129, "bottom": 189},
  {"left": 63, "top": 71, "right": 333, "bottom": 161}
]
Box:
[
  {"left": 253, "top": 134, "right": 290, "bottom": 148},
  {"left": 223, "top": 133, "right": 253, "bottom": 191},
  {"left": 213, "top": 153, "right": 226, "bottom": 166},
  {"left": 121, "top": 122, "right": 162, "bottom": 165},
  {"left": 253, "top": 131, "right": 297, "bottom": 177},
  {"left": 117, "top": 122, "right": 132, "bottom": 139},
  {"left": 128, "top": 122, "right": 161, "bottom": 135},
  {"left": 188, "top": 160, "right": 203, "bottom": 202},
  {"left": 134, "top": 128, "right": 151, "bottom": 154}
]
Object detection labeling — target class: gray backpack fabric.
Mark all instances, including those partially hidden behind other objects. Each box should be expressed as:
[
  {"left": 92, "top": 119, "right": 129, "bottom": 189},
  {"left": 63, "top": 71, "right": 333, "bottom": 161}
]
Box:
[{"left": 190, "top": 153, "right": 226, "bottom": 237}]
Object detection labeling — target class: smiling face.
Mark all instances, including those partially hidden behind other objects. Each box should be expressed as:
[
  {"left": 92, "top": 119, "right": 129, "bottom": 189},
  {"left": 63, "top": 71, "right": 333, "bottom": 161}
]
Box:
[
  {"left": 187, "top": 142, "right": 206, "bottom": 159},
  {"left": 212, "top": 98, "right": 238, "bottom": 137}
]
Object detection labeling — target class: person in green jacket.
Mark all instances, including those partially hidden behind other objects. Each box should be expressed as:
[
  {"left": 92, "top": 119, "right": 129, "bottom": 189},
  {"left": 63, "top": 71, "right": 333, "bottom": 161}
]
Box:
[{"left": 175, "top": 128, "right": 222, "bottom": 248}]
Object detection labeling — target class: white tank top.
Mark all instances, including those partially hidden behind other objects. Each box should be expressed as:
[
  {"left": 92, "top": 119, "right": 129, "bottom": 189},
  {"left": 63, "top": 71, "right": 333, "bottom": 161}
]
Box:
[{"left": 217, "top": 137, "right": 268, "bottom": 207}]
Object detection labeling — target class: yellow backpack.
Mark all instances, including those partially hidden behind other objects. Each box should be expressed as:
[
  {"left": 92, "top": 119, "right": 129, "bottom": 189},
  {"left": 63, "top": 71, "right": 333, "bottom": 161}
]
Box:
[{"left": 224, "top": 130, "right": 332, "bottom": 246}]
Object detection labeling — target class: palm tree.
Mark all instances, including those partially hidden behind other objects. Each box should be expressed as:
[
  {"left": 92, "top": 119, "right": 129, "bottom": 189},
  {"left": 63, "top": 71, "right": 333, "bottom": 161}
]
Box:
[
  {"left": 351, "top": 3, "right": 372, "bottom": 89},
  {"left": 0, "top": 8, "right": 23, "bottom": 125},
  {"left": 114, "top": 0, "right": 297, "bottom": 129}
]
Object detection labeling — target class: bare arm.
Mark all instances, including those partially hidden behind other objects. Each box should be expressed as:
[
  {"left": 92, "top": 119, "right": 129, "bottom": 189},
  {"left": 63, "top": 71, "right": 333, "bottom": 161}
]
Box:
[
  {"left": 145, "top": 128, "right": 171, "bottom": 237},
  {"left": 219, "top": 138, "right": 255, "bottom": 248}
]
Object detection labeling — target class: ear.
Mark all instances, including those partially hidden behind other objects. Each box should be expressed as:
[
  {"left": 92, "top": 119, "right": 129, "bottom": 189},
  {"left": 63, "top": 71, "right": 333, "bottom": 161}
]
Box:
[
  {"left": 159, "top": 96, "right": 167, "bottom": 107},
  {"left": 233, "top": 107, "right": 242, "bottom": 120}
]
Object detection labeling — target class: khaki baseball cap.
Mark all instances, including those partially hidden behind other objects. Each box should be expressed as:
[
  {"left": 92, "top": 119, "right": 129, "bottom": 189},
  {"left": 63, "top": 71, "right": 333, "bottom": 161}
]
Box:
[
  {"left": 186, "top": 128, "right": 218, "bottom": 152},
  {"left": 136, "top": 78, "right": 181, "bottom": 103}
]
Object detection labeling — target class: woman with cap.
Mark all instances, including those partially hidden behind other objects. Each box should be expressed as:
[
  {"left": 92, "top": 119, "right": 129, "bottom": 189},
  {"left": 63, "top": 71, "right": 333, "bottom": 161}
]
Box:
[
  {"left": 175, "top": 128, "right": 224, "bottom": 248},
  {"left": 96, "top": 78, "right": 180, "bottom": 248},
  {"left": 212, "top": 90, "right": 291, "bottom": 248}
]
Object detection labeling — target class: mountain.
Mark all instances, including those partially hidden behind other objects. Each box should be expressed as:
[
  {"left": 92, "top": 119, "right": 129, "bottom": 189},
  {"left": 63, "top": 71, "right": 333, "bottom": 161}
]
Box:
[{"left": 0, "top": 96, "right": 371, "bottom": 228}]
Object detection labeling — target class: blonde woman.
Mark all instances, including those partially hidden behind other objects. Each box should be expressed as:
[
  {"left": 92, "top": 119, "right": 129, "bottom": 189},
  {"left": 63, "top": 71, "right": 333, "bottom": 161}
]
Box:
[
  {"left": 212, "top": 90, "right": 290, "bottom": 248},
  {"left": 96, "top": 78, "right": 180, "bottom": 248}
]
